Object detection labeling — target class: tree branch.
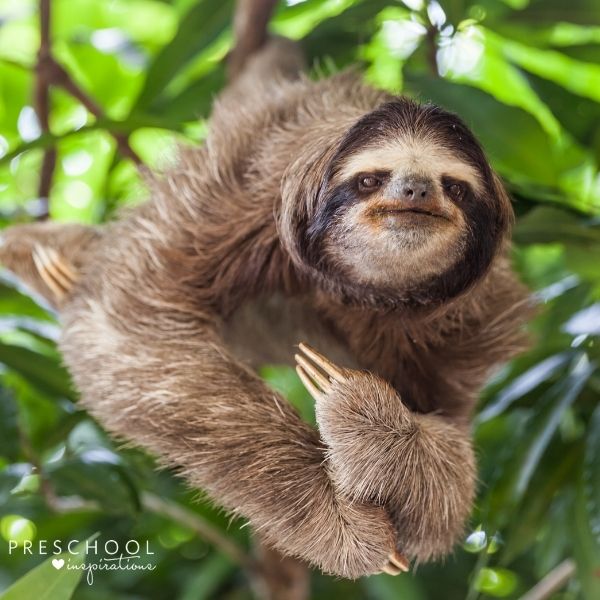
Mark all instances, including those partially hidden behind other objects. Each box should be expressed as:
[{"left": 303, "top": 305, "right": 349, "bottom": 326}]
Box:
[
  {"left": 44, "top": 58, "right": 142, "bottom": 164},
  {"left": 33, "top": 0, "right": 142, "bottom": 220},
  {"left": 34, "top": 0, "right": 55, "bottom": 219},
  {"left": 23, "top": 452, "right": 257, "bottom": 572},
  {"left": 140, "top": 491, "right": 258, "bottom": 571},
  {"left": 519, "top": 559, "right": 576, "bottom": 600},
  {"left": 228, "top": 0, "right": 279, "bottom": 80}
]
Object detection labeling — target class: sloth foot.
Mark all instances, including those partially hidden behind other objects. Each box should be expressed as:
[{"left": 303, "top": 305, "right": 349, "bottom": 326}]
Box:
[{"left": 294, "top": 342, "right": 410, "bottom": 576}]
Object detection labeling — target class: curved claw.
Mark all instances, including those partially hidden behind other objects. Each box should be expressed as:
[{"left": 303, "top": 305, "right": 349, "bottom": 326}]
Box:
[
  {"left": 381, "top": 550, "right": 410, "bottom": 575},
  {"left": 295, "top": 354, "right": 332, "bottom": 392},
  {"left": 294, "top": 343, "right": 347, "bottom": 402},
  {"left": 298, "top": 343, "right": 346, "bottom": 382},
  {"left": 295, "top": 365, "right": 325, "bottom": 402},
  {"left": 32, "top": 244, "right": 78, "bottom": 300}
]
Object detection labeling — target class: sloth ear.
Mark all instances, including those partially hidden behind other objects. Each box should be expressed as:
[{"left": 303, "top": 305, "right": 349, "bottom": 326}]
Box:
[{"left": 0, "top": 222, "right": 100, "bottom": 308}]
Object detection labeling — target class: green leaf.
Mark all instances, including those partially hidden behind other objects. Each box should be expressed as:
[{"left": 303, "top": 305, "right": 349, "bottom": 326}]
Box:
[
  {"left": 10, "top": 473, "right": 40, "bottom": 495},
  {"left": 496, "top": 22, "right": 600, "bottom": 48},
  {"left": 564, "top": 303, "right": 600, "bottom": 336},
  {"left": 440, "top": 26, "right": 562, "bottom": 140},
  {"left": 501, "top": 444, "right": 582, "bottom": 562},
  {"left": 476, "top": 352, "right": 572, "bottom": 424},
  {"left": 0, "top": 343, "right": 74, "bottom": 400},
  {"left": 52, "top": 0, "right": 178, "bottom": 48},
  {"left": 583, "top": 404, "right": 600, "bottom": 555},
  {"left": 273, "top": 0, "right": 358, "bottom": 40},
  {"left": 490, "top": 32, "right": 600, "bottom": 103},
  {"left": 147, "top": 67, "right": 225, "bottom": 122},
  {"left": 133, "top": 0, "right": 233, "bottom": 112},
  {"left": 0, "top": 386, "right": 19, "bottom": 460},
  {"left": 510, "top": 354, "right": 594, "bottom": 501},
  {"left": 484, "top": 353, "right": 594, "bottom": 525},
  {"left": 0, "top": 537, "right": 90, "bottom": 600},
  {"left": 47, "top": 449, "right": 141, "bottom": 513},
  {"left": 363, "top": 570, "right": 427, "bottom": 600},
  {"left": 0, "top": 282, "right": 53, "bottom": 322},
  {"left": 473, "top": 567, "right": 518, "bottom": 597},
  {"left": 514, "top": 207, "right": 600, "bottom": 245},
  {"left": 362, "top": 7, "right": 418, "bottom": 92},
  {"left": 50, "top": 130, "right": 117, "bottom": 224},
  {"left": 464, "top": 529, "right": 488, "bottom": 553},
  {"left": 301, "top": 0, "right": 387, "bottom": 67},
  {"left": 179, "top": 553, "right": 235, "bottom": 600},
  {"left": 573, "top": 472, "right": 600, "bottom": 599},
  {"left": 0, "top": 514, "right": 36, "bottom": 546}
]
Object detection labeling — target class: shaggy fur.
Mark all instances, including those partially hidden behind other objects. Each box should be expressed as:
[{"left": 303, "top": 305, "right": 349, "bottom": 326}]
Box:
[{"left": 0, "top": 35, "right": 530, "bottom": 579}]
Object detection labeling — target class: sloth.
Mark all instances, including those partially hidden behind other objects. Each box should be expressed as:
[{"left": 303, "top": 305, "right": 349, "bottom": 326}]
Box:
[{"left": 0, "top": 34, "right": 530, "bottom": 579}]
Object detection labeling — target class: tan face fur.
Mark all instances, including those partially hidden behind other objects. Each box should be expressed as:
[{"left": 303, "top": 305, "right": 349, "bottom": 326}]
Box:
[{"left": 323, "top": 136, "right": 481, "bottom": 289}]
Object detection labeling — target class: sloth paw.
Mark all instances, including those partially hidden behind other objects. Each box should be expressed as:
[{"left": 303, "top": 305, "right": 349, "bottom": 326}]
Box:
[{"left": 294, "top": 343, "right": 410, "bottom": 576}]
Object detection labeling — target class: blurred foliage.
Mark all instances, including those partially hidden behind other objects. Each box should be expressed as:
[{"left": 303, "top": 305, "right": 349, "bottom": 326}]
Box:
[{"left": 1, "top": 0, "right": 600, "bottom": 598}]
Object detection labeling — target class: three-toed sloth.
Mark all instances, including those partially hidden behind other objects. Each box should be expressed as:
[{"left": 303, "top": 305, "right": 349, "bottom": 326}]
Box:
[{"left": 0, "top": 35, "right": 530, "bottom": 578}]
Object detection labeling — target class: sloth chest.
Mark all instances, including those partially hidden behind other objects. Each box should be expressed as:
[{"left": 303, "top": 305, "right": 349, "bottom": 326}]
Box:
[{"left": 222, "top": 294, "right": 359, "bottom": 372}]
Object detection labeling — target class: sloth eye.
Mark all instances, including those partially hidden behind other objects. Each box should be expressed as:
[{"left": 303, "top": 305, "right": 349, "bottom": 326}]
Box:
[
  {"left": 358, "top": 175, "right": 382, "bottom": 192},
  {"left": 446, "top": 182, "right": 465, "bottom": 200}
]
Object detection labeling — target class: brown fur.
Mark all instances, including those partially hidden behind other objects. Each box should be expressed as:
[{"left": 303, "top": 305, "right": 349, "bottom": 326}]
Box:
[{"left": 0, "top": 35, "right": 530, "bottom": 579}]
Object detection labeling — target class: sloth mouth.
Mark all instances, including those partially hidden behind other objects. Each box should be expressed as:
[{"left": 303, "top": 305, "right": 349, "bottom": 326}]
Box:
[{"left": 373, "top": 207, "right": 451, "bottom": 222}]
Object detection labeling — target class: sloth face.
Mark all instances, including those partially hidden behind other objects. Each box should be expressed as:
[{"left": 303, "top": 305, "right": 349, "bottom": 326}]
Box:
[
  {"left": 318, "top": 138, "right": 479, "bottom": 290},
  {"left": 290, "top": 99, "right": 513, "bottom": 307}
]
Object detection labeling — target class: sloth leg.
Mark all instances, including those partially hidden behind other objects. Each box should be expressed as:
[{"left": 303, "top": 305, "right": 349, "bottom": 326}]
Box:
[{"left": 295, "top": 343, "right": 476, "bottom": 563}]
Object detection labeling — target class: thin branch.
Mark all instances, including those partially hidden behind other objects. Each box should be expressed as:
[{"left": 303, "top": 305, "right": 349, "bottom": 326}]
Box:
[
  {"left": 46, "top": 59, "right": 142, "bottom": 164},
  {"left": 1, "top": 116, "right": 182, "bottom": 167},
  {"left": 228, "top": 0, "right": 279, "bottom": 79},
  {"left": 18, "top": 410, "right": 255, "bottom": 573},
  {"left": 34, "top": 0, "right": 55, "bottom": 219},
  {"left": 32, "top": 0, "right": 142, "bottom": 218},
  {"left": 140, "top": 492, "right": 258, "bottom": 572},
  {"left": 21, "top": 453, "right": 255, "bottom": 572},
  {"left": 519, "top": 559, "right": 576, "bottom": 600},
  {"left": 21, "top": 454, "right": 257, "bottom": 573}
]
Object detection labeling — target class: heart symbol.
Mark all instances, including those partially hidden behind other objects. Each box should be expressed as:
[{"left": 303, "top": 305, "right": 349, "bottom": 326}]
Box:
[{"left": 52, "top": 559, "right": 64, "bottom": 570}]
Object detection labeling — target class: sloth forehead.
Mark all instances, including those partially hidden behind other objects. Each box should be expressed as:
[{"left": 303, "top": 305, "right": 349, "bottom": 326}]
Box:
[{"left": 336, "top": 137, "right": 483, "bottom": 193}]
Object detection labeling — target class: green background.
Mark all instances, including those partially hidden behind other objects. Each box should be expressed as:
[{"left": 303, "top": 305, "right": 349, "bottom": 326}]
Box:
[{"left": 1, "top": 0, "right": 600, "bottom": 598}]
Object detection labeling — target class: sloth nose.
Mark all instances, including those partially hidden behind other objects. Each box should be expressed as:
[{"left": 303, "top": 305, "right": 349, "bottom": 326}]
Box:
[{"left": 398, "top": 177, "right": 431, "bottom": 201}]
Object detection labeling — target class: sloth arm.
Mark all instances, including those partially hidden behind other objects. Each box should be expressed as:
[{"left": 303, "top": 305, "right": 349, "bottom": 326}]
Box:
[
  {"left": 295, "top": 343, "right": 476, "bottom": 564},
  {"left": 305, "top": 270, "right": 530, "bottom": 561},
  {"left": 35, "top": 216, "right": 405, "bottom": 580}
]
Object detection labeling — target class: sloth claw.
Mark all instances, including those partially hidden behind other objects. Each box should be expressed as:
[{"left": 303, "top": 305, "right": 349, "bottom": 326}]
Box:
[
  {"left": 294, "top": 343, "right": 347, "bottom": 402},
  {"left": 32, "top": 244, "right": 78, "bottom": 300},
  {"left": 297, "top": 343, "right": 346, "bottom": 382},
  {"left": 381, "top": 551, "right": 410, "bottom": 575},
  {"left": 386, "top": 550, "right": 410, "bottom": 574}
]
